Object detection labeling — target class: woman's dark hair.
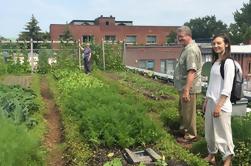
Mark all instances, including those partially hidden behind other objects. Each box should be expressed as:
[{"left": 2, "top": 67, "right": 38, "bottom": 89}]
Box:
[{"left": 211, "top": 33, "right": 231, "bottom": 63}]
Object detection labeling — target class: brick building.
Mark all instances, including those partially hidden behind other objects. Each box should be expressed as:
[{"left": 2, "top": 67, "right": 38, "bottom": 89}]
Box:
[
  {"left": 50, "top": 15, "right": 178, "bottom": 45},
  {"left": 49, "top": 15, "right": 251, "bottom": 79},
  {"left": 124, "top": 45, "right": 182, "bottom": 75},
  {"left": 50, "top": 15, "right": 181, "bottom": 74},
  {"left": 231, "top": 45, "right": 251, "bottom": 80}
]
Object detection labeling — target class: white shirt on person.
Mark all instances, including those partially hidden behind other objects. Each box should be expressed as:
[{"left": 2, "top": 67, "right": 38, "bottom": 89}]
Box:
[{"left": 206, "top": 59, "right": 236, "bottom": 112}]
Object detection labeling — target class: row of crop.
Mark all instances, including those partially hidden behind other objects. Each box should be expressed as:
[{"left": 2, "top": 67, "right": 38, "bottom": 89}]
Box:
[
  {"left": 0, "top": 78, "right": 45, "bottom": 165},
  {"left": 105, "top": 70, "right": 251, "bottom": 165},
  {"left": 50, "top": 69, "right": 167, "bottom": 165},
  {"left": 94, "top": 70, "right": 208, "bottom": 165}
]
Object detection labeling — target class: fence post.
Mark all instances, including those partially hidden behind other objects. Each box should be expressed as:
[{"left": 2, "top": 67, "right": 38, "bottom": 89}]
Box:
[
  {"left": 102, "top": 38, "right": 106, "bottom": 70},
  {"left": 123, "top": 40, "right": 126, "bottom": 65},
  {"left": 30, "top": 38, "right": 34, "bottom": 73},
  {"left": 78, "top": 40, "right": 81, "bottom": 70}
]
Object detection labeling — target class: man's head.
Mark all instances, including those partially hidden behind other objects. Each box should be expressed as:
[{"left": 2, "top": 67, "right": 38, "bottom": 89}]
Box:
[
  {"left": 86, "top": 43, "right": 90, "bottom": 47},
  {"left": 176, "top": 26, "right": 193, "bottom": 46}
]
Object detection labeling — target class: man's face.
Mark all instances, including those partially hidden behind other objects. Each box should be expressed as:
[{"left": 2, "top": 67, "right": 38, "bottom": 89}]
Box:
[{"left": 177, "top": 32, "right": 190, "bottom": 46}]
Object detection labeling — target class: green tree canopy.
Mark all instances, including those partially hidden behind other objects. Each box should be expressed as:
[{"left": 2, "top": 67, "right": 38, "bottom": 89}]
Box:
[
  {"left": 0, "top": 36, "right": 7, "bottom": 40},
  {"left": 234, "top": 0, "right": 251, "bottom": 27},
  {"left": 18, "top": 15, "right": 42, "bottom": 41},
  {"left": 166, "top": 31, "right": 177, "bottom": 44},
  {"left": 229, "top": 0, "right": 251, "bottom": 44},
  {"left": 59, "top": 26, "right": 73, "bottom": 41},
  {"left": 184, "top": 15, "right": 228, "bottom": 40},
  {"left": 18, "top": 15, "right": 50, "bottom": 41}
]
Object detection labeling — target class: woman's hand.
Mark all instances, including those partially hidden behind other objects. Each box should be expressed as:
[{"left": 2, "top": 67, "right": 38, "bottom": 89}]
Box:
[{"left": 213, "top": 104, "right": 222, "bottom": 117}]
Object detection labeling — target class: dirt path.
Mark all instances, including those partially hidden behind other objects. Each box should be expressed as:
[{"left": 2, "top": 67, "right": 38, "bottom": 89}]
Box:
[{"left": 40, "top": 76, "right": 65, "bottom": 166}]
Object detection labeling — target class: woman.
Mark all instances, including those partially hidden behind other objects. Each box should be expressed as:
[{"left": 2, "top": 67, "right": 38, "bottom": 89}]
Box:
[
  {"left": 79, "top": 42, "right": 92, "bottom": 74},
  {"left": 203, "top": 34, "right": 235, "bottom": 166}
]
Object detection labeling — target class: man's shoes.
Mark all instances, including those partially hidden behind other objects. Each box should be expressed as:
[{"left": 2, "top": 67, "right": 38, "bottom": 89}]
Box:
[{"left": 176, "top": 135, "right": 197, "bottom": 143}]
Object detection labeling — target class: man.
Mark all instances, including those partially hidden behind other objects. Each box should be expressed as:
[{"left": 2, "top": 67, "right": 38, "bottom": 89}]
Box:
[
  {"left": 79, "top": 42, "right": 92, "bottom": 74},
  {"left": 174, "top": 26, "right": 202, "bottom": 142}
]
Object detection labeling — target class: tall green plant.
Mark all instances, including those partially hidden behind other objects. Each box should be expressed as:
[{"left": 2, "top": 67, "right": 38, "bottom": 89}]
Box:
[
  {"left": 37, "top": 49, "right": 51, "bottom": 74},
  {"left": 91, "top": 43, "right": 125, "bottom": 71},
  {"left": 0, "top": 115, "right": 43, "bottom": 166}
]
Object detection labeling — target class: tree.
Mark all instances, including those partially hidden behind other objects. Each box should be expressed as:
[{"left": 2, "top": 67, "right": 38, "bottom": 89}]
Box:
[
  {"left": 41, "top": 31, "right": 51, "bottom": 41},
  {"left": 166, "top": 31, "right": 177, "bottom": 44},
  {"left": 234, "top": 0, "right": 251, "bottom": 27},
  {"left": 59, "top": 25, "right": 73, "bottom": 41},
  {"left": 184, "top": 15, "right": 228, "bottom": 40},
  {"left": 18, "top": 14, "right": 42, "bottom": 41},
  {"left": 229, "top": 0, "right": 251, "bottom": 44},
  {"left": 0, "top": 36, "right": 7, "bottom": 40}
]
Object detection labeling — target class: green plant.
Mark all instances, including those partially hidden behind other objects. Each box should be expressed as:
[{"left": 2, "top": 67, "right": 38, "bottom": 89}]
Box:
[
  {"left": 91, "top": 44, "right": 125, "bottom": 71},
  {"left": 0, "top": 84, "right": 39, "bottom": 128},
  {"left": 37, "top": 49, "right": 51, "bottom": 74},
  {"left": 232, "top": 114, "right": 251, "bottom": 165},
  {"left": 0, "top": 115, "right": 44, "bottom": 166},
  {"left": 103, "top": 158, "right": 122, "bottom": 166}
]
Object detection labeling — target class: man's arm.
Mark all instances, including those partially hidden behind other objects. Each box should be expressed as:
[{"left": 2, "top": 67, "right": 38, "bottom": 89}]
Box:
[{"left": 183, "top": 69, "right": 196, "bottom": 102}]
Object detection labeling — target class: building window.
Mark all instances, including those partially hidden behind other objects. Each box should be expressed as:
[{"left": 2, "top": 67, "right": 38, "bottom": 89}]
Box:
[
  {"left": 104, "top": 35, "right": 116, "bottom": 42},
  {"left": 126, "top": 35, "right": 136, "bottom": 44},
  {"left": 138, "top": 60, "right": 155, "bottom": 70},
  {"left": 160, "top": 59, "right": 176, "bottom": 75},
  {"left": 248, "top": 62, "right": 251, "bottom": 74},
  {"left": 160, "top": 61, "right": 166, "bottom": 73},
  {"left": 106, "top": 21, "right": 109, "bottom": 26},
  {"left": 146, "top": 35, "right": 157, "bottom": 44},
  {"left": 83, "top": 35, "right": 94, "bottom": 42}
]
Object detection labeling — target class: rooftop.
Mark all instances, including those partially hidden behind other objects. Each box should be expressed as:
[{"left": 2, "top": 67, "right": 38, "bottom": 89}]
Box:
[{"left": 231, "top": 45, "right": 251, "bottom": 54}]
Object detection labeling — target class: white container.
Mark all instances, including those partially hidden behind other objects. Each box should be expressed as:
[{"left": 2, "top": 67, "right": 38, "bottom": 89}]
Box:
[{"left": 232, "top": 98, "right": 248, "bottom": 116}]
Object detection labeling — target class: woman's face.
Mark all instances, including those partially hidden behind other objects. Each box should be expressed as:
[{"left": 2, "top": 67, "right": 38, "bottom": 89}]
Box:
[{"left": 212, "top": 37, "right": 228, "bottom": 55}]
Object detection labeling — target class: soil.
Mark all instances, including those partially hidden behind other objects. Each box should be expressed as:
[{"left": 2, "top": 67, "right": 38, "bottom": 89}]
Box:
[
  {"left": 1, "top": 75, "right": 32, "bottom": 88},
  {"left": 40, "top": 76, "right": 65, "bottom": 166}
]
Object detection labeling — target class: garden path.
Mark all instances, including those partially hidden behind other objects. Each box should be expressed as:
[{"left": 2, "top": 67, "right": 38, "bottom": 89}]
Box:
[{"left": 40, "top": 76, "right": 65, "bottom": 166}]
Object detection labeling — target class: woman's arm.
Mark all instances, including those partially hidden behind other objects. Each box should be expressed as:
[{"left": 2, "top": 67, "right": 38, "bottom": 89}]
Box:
[
  {"left": 214, "top": 95, "right": 228, "bottom": 117},
  {"left": 214, "top": 59, "right": 235, "bottom": 117},
  {"left": 79, "top": 43, "right": 84, "bottom": 51}
]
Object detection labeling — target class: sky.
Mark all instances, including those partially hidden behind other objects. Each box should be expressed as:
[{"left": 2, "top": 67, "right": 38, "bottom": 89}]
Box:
[{"left": 0, "top": 0, "right": 250, "bottom": 39}]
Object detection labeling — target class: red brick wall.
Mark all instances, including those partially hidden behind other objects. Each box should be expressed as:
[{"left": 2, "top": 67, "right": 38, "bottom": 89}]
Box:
[
  {"left": 241, "top": 54, "right": 251, "bottom": 80},
  {"left": 50, "top": 21, "right": 178, "bottom": 45},
  {"left": 124, "top": 46, "right": 182, "bottom": 72}
]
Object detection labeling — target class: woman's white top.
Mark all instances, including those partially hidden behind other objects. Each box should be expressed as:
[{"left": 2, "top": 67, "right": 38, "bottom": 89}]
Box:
[{"left": 206, "top": 59, "right": 235, "bottom": 112}]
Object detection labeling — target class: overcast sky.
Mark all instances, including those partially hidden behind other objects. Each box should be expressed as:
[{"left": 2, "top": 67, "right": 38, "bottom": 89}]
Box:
[{"left": 0, "top": 0, "right": 249, "bottom": 38}]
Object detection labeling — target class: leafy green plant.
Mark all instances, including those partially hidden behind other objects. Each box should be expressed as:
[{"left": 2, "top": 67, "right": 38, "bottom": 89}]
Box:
[
  {"left": 0, "top": 84, "right": 39, "bottom": 128},
  {"left": 0, "top": 115, "right": 44, "bottom": 166}
]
